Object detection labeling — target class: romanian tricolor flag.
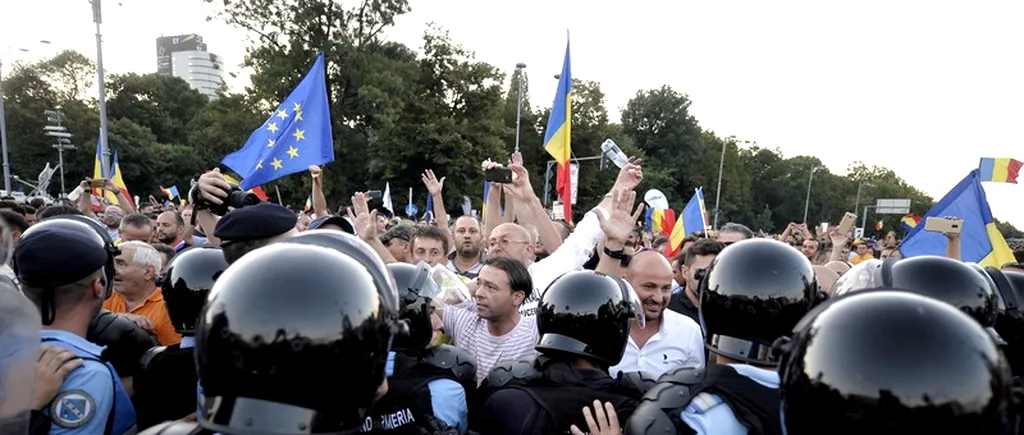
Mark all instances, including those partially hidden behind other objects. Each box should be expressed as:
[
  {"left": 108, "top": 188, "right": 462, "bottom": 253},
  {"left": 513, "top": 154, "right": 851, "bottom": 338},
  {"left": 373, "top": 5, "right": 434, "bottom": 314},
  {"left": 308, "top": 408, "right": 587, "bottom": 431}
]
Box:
[
  {"left": 900, "top": 213, "right": 921, "bottom": 232},
  {"left": 900, "top": 169, "right": 1015, "bottom": 268},
  {"left": 220, "top": 172, "right": 270, "bottom": 201},
  {"left": 666, "top": 188, "right": 709, "bottom": 257},
  {"left": 650, "top": 209, "right": 676, "bottom": 238},
  {"left": 978, "top": 158, "right": 1022, "bottom": 184},
  {"left": 92, "top": 138, "right": 133, "bottom": 207},
  {"left": 543, "top": 36, "right": 572, "bottom": 223},
  {"left": 159, "top": 185, "right": 180, "bottom": 201}
]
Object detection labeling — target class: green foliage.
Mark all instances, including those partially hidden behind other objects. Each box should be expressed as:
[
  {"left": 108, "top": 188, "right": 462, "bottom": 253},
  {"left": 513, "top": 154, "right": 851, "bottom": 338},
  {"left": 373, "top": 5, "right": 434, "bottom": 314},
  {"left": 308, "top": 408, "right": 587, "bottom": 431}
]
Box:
[{"left": 1, "top": 2, "right": 948, "bottom": 231}]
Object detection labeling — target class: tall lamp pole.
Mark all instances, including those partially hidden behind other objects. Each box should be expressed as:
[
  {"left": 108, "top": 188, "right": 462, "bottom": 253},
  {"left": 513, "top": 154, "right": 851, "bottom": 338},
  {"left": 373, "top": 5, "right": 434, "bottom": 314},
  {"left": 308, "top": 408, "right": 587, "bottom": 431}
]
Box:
[
  {"left": 513, "top": 63, "right": 526, "bottom": 153},
  {"left": 803, "top": 165, "right": 820, "bottom": 224},
  {"left": 853, "top": 182, "right": 872, "bottom": 216},
  {"left": 0, "top": 56, "right": 12, "bottom": 194},
  {"left": 92, "top": 0, "right": 112, "bottom": 178},
  {"left": 712, "top": 136, "right": 730, "bottom": 229}
]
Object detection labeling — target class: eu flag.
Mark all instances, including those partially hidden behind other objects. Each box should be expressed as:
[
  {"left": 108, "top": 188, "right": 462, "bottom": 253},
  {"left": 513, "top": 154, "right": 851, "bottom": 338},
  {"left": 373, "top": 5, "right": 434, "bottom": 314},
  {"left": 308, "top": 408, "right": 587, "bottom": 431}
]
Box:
[{"left": 222, "top": 53, "right": 334, "bottom": 190}]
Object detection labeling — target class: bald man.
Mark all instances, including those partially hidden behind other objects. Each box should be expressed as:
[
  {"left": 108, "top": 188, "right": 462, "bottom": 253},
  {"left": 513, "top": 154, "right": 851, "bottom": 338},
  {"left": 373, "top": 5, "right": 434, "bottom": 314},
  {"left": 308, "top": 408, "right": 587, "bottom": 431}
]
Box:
[
  {"left": 609, "top": 250, "right": 705, "bottom": 377},
  {"left": 813, "top": 265, "right": 841, "bottom": 296}
]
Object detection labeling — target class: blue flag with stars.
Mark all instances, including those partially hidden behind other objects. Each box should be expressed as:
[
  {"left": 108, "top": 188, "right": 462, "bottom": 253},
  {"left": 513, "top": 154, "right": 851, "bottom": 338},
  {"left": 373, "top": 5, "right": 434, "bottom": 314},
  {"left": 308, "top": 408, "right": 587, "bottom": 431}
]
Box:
[{"left": 222, "top": 53, "right": 334, "bottom": 190}]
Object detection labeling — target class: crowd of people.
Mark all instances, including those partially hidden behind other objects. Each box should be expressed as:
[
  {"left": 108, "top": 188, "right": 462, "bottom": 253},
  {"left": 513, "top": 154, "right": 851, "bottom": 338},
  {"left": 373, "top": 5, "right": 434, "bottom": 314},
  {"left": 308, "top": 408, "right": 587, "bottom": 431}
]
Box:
[{"left": 0, "top": 154, "right": 1023, "bottom": 435}]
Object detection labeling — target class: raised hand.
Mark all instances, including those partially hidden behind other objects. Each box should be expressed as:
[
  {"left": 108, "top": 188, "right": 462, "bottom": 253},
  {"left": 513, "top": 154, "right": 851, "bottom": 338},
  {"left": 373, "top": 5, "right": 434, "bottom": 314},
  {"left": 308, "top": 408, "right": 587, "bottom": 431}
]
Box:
[
  {"left": 570, "top": 400, "right": 621, "bottom": 435},
  {"left": 613, "top": 158, "right": 644, "bottom": 191},
  {"left": 596, "top": 189, "right": 644, "bottom": 244},
  {"left": 422, "top": 169, "right": 446, "bottom": 197}
]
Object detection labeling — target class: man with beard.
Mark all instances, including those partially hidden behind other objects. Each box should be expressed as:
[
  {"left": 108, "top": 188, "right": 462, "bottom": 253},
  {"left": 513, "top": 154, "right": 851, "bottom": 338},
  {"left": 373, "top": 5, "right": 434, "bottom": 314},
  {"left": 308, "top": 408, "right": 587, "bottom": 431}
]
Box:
[
  {"left": 154, "top": 211, "right": 204, "bottom": 252},
  {"left": 15, "top": 219, "right": 137, "bottom": 434},
  {"left": 447, "top": 216, "right": 485, "bottom": 279}
]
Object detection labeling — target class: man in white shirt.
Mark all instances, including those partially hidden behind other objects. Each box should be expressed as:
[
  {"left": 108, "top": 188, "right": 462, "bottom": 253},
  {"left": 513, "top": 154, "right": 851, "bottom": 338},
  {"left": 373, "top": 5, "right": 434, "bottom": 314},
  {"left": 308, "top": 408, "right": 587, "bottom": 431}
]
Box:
[{"left": 609, "top": 250, "right": 704, "bottom": 377}]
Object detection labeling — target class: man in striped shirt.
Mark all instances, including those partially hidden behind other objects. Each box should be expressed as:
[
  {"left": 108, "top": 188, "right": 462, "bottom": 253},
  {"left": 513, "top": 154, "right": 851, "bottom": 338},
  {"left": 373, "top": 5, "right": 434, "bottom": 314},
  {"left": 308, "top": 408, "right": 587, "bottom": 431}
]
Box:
[{"left": 442, "top": 256, "right": 538, "bottom": 382}]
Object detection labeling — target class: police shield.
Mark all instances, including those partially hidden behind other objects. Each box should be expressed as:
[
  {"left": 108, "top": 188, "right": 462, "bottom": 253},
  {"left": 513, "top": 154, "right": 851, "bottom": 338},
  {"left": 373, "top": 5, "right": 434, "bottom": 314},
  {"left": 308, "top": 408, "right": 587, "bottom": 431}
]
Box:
[{"left": 0, "top": 279, "right": 41, "bottom": 434}]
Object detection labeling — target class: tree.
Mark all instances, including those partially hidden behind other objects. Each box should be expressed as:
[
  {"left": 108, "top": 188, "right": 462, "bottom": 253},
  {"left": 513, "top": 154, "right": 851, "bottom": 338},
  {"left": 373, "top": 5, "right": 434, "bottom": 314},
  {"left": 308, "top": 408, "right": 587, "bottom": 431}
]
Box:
[
  {"left": 35, "top": 50, "right": 96, "bottom": 104},
  {"left": 106, "top": 73, "right": 208, "bottom": 145}
]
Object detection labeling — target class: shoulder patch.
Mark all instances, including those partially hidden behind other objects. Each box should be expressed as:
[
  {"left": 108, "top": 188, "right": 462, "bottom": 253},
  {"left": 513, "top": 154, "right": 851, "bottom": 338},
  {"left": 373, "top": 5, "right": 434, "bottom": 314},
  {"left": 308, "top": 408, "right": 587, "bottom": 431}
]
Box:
[
  {"left": 50, "top": 389, "right": 96, "bottom": 428},
  {"left": 684, "top": 392, "right": 723, "bottom": 415}
]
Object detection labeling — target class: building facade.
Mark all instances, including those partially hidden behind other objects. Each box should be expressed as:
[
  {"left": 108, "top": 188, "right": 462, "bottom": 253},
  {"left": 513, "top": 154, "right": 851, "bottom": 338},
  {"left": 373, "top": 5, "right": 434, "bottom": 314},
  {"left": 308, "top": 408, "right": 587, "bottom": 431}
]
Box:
[{"left": 156, "top": 34, "right": 223, "bottom": 99}]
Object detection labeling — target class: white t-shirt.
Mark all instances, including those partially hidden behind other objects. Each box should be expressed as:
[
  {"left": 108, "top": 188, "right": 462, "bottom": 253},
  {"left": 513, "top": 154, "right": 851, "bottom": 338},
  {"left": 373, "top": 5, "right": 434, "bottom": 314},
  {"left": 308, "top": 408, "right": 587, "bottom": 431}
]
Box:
[
  {"left": 443, "top": 302, "right": 538, "bottom": 381},
  {"left": 519, "top": 208, "right": 607, "bottom": 316},
  {"left": 609, "top": 309, "right": 705, "bottom": 378}
]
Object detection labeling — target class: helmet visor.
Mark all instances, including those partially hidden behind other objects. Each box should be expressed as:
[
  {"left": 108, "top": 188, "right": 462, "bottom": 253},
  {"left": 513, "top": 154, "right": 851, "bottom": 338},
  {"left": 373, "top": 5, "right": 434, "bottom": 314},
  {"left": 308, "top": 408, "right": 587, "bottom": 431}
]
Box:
[
  {"left": 622, "top": 280, "right": 646, "bottom": 329},
  {"left": 833, "top": 259, "right": 885, "bottom": 295},
  {"left": 426, "top": 265, "right": 472, "bottom": 306}
]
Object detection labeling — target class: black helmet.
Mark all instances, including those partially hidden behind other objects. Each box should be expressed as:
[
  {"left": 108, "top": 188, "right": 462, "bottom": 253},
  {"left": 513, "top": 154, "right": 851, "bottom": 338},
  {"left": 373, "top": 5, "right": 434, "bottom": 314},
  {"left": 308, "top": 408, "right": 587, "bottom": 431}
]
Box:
[
  {"left": 196, "top": 243, "right": 399, "bottom": 433},
  {"left": 536, "top": 270, "right": 643, "bottom": 367},
  {"left": 280, "top": 230, "right": 398, "bottom": 312},
  {"left": 984, "top": 267, "right": 1024, "bottom": 374},
  {"left": 387, "top": 262, "right": 442, "bottom": 352},
  {"left": 162, "top": 245, "right": 228, "bottom": 335},
  {"left": 698, "top": 238, "right": 819, "bottom": 366},
  {"left": 779, "top": 290, "right": 1014, "bottom": 435},
  {"left": 834, "top": 256, "right": 1000, "bottom": 330}
]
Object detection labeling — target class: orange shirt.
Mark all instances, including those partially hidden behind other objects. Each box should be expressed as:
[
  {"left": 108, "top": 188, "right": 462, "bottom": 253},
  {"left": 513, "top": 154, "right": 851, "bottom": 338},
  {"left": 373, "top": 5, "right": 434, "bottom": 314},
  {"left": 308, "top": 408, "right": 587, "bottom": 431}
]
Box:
[
  {"left": 850, "top": 253, "right": 875, "bottom": 266},
  {"left": 103, "top": 288, "right": 182, "bottom": 346}
]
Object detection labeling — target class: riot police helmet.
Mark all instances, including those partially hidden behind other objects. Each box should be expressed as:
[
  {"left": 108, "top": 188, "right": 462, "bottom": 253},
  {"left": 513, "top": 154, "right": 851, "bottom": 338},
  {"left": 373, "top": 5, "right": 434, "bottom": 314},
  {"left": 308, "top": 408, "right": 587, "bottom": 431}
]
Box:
[
  {"left": 698, "top": 238, "right": 819, "bottom": 366},
  {"left": 835, "top": 256, "right": 1001, "bottom": 330},
  {"left": 280, "top": 229, "right": 398, "bottom": 311},
  {"left": 195, "top": 243, "right": 399, "bottom": 433},
  {"left": 779, "top": 289, "right": 1014, "bottom": 435},
  {"left": 983, "top": 267, "right": 1024, "bottom": 374},
  {"left": 387, "top": 261, "right": 442, "bottom": 352},
  {"left": 162, "top": 245, "right": 228, "bottom": 335},
  {"left": 535, "top": 270, "right": 644, "bottom": 367}
]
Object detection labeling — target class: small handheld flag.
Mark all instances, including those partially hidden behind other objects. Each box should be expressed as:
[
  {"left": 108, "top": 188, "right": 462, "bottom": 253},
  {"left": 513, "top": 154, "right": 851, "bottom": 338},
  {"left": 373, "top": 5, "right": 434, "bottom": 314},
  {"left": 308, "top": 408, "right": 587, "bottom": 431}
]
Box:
[
  {"left": 221, "top": 53, "right": 334, "bottom": 190},
  {"left": 978, "top": 158, "right": 1022, "bottom": 184}
]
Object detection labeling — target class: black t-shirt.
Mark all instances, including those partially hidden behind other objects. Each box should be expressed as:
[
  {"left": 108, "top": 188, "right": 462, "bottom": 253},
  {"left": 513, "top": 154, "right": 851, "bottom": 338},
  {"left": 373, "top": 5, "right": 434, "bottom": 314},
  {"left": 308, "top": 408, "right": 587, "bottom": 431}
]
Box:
[{"left": 668, "top": 291, "right": 700, "bottom": 324}]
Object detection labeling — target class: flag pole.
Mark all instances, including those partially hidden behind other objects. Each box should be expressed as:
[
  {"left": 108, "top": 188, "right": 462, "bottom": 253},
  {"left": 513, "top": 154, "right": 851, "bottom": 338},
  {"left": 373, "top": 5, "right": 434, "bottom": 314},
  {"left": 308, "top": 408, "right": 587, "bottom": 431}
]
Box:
[{"left": 274, "top": 184, "right": 283, "bottom": 205}]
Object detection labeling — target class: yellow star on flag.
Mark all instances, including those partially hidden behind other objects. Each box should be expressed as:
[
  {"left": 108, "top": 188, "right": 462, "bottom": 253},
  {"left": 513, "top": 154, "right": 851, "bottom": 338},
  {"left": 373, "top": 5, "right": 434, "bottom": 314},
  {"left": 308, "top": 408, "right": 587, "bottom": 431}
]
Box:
[
  {"left": 276, "top": 109, "right": 289, "bottom": 120},
  {"left": 267, "top": 122, "right": 279, "bottom": 133},
  {"left": 294, "top": 111, "right": 303, "bottom": 121},
  {"left": 287, "top": 146, "right": 299, "bottom": 159},
  {"left": 271, "top": 158, "right": 283, "bottom": 170},
  {"left": 292, "top": 129, "right": 305, "bottom": 141},
  {"left": 267, "top": 138, "right": 275, "bottom": 148},
  {"left": 256, "top": 159, "right": 264, "bottom": 169},
  {"left": 293, "top": 102, "right": 301, "bottom": 112}
]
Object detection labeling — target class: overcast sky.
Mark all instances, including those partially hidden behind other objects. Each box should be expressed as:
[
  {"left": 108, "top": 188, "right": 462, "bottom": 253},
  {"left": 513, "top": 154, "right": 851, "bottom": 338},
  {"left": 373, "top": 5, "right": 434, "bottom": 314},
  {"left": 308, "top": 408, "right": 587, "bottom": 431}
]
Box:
[{"left": 2, "top": 0, "right": 1022, "bottom": 228}]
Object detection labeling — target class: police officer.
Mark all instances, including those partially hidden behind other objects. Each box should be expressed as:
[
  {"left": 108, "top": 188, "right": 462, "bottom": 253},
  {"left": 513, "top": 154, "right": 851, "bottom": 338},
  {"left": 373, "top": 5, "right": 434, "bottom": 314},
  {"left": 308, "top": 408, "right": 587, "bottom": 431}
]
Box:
[
  {"left": 779, "top": 289, "right": 1015, "bottom": 434},
  {"left": 360, "top": 262, "right": 476, "bottom": 434},
  {"left": 626, "top": 238, "right": 821, "bottom": 435},
  {"left": 48, "top": 214, "right": 162, "bottom": 401},
  {"left": 14, "top": 218, "right": 137, "bottom": 434},
  {"left": 141, "top": 239, "right": 400, "bottom": 433},
  {"left": 985, "top": 267, "right": 1024, "bottom": 375},
  {"left": 475, "top": 270, "right": 650, "bottom": 435},
  {"left": 134, "top": 245, "right": 228, "bottom": 429},
  {"left": 834, "top": 256, "right": 1004, "bottom": 341}
]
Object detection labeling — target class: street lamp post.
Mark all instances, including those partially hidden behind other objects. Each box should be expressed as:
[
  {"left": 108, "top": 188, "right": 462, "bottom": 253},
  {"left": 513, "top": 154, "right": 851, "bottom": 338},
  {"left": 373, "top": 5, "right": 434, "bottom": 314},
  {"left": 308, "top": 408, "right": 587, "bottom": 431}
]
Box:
[
  {"left": 44, "top": 110, "right": 75, "bottom": 198},
  {"left": 803, "top": 165, "right": 820, "bottom": 224},
  {"left": 513, "top": 63, "right": 526, "bottom": 153},
  {"left": 712, "top": 136, "right": 730, "bottom": 229},
  {"left": 0, "top": 57, "right": 11, "bottom": 194},
  {"left": 92, "top": 0, "right": 112, "bottom": 178},
  {"left": 854, "top": 182, "right": 873, "bottom": 217}
]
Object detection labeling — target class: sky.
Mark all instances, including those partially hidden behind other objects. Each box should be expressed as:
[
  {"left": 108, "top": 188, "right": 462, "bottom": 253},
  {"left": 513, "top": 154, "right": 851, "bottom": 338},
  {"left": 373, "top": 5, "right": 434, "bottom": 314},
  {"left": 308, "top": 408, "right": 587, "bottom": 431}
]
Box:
[{"left": 2, "top": 0, "right": 1022, "bottom": 228}]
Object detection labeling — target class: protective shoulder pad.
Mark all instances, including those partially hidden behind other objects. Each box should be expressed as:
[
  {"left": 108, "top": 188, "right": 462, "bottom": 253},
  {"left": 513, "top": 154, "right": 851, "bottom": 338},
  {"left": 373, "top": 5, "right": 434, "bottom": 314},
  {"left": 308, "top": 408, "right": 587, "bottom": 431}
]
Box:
[
  {"left": 656, "top": 366, "right": 707, "bottom": 387},
  {"left": 618, "top": 371, "right": 659, "bottom": 394},
  {"left": 138, "top": 420, "right": 206, "bottom": 435},
  {"left": 626, "top": 380, "right": 697, "bottom": 435},
  {"left": 421, "top": 344, "right": 478, "bottom": 383},
  {"left": 138, "top": 346, "right": 168, "bottom": 374},
  {"left": 485, "top": 358, "right": 539, "bottom": 387}
]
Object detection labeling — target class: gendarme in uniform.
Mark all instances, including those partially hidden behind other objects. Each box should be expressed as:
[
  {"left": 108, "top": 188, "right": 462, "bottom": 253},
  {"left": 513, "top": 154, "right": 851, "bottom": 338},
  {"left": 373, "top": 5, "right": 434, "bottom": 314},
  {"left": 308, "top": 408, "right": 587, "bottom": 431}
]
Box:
[{"left": 15, "top": 218, "right": 137, "bottom": 434}]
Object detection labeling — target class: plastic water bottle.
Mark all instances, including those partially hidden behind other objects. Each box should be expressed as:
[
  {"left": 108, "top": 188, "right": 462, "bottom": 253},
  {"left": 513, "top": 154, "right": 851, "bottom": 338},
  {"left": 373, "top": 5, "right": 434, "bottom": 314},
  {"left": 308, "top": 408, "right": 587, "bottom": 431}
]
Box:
[{"left": 601, "top": 139, "right": 630, "bottom": 168}]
